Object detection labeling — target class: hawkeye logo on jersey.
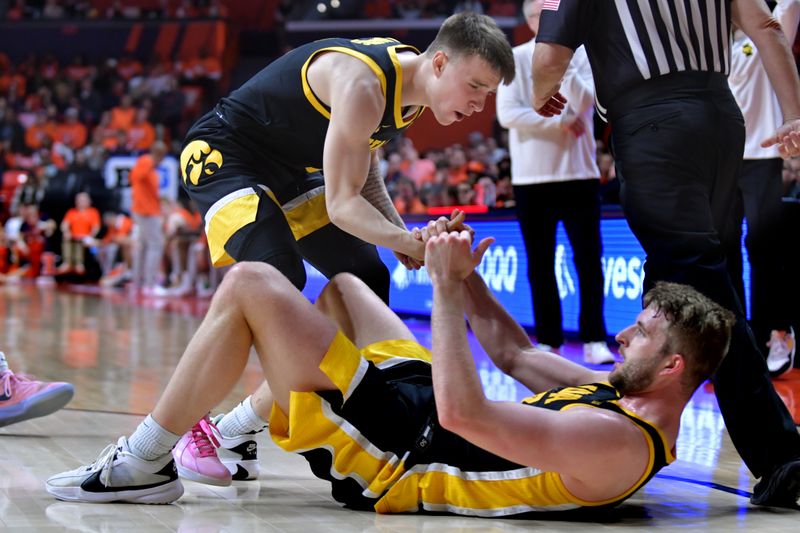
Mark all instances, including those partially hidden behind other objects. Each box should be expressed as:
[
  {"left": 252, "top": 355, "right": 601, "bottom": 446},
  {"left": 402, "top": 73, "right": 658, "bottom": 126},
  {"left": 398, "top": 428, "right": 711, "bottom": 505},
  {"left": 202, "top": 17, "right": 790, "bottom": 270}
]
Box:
[
  {"left": 180, "top": 140, "right": 223, "bottom": 185},
  {"left": 542, "top": 385, "right": 599, "bottom": 405},
  {"left": 742, "top": 43, "right": 753, "bottom": 57}
]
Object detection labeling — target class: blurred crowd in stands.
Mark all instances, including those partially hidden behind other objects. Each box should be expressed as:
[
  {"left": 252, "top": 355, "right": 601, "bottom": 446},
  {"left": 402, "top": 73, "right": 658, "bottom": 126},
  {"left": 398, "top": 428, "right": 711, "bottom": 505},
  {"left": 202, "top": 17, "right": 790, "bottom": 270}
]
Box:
[
  {"left": 361, "top": 0, "right": 517, "bottom": 19},
  {"left": 0, "top": 0, "right": 228, "bottom": 20},
  {"left": 0, "top": 46, "right": 221, "bottom": 290},
  {"left": 0, "top": 1, "right": 798, "bottom": 295}
]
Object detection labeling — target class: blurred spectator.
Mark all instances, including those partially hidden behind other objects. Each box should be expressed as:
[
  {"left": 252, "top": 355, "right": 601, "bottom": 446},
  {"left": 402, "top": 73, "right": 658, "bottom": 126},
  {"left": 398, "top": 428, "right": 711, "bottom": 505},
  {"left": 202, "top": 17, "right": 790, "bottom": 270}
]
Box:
[
  {"left": 474, "top": 175, "right": 496, "bottom": 207},
  {"left": 174, "top": 0, "right": 200, "bottom": 18},
  {"left": 179, "top": 49, "right": 222, "bottom": 83},
  {"left": 0, "top": 107, "right": 25, "bottom": 153},
  {"left": 446, "top": 147, "right": 468, "bottom": 186},
  {"left": 154, "top": 75, "right": 186, "bottom": 140},
  {"left": 453, "top": 0, "right": 484, "bottom": 14},
  {"left": 392, "top": 177, "right": 426, "bottom": 214},
  {"left": 129, "top": 140, "right": 167, "bottom": 291},
  {"left": 494, "top": 174, "right": 514, "bottom": 207},
  {"left": 77, "top": 78, "right": 103, "bottom": 124},
  {"left": 15, "top": 203, "right": 55, "bottom": 279},
  {"left": 64, "top": 55, "right": 92, "bottom": 83},
  {"left": 55, "top": 107, "right": 88, "bottom": 150},
  {"left": 400, "top": 140, "right": 436, "bottom": 188},
  {"left": 395, "top": 0, "right": 424, "bottom": 19},
  {"left": 11, "top": 167, "right": 45, "bottom": 214},
  {"left": 24, "top": 109, "right": 57, "bottom": 151},
  {"left": 97, "top": 209, "right": 133, "bottom": 285},
  {"left": 454, "top": 181, "right": 476, "bottom": 206},
  {"left": 92, "top": 111, "right": 120, "bottom": 151},
  {"left": 110, "top": 94, "right": 136, "bottom": 131},
  {"left": 58, "top": 191, "right": 100, "bottom": 275},
  {"left": 42, "top": 0, "right": 64, "bottom": 19},
  {"left": 164, "top": 196, "right": 203, "bottom": 294},
  {"left": 79, "top": 131, "right": 108, "bottom": 171},
  {"left": 116, "top": 56, "right": 144, "bottom": 81},
  {"left": 39, "top": 54, "right": 60, "bottom": 82},
  {"left": 126, "top": 107, "right": 156, "bottom": 152},
  {"left": 207, "top": 0, "right": 228, "bottom": 19},
  {"left": 0, "top": 224, "right": 11, "bottom": 279}
]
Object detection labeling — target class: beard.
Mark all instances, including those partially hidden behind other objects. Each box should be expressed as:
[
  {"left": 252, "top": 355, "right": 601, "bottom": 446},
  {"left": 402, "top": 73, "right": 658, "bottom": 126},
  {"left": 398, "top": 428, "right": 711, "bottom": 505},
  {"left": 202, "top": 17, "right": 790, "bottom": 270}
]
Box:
[{"left": 609, "top": 357, "right": 659, "bottom": 395}]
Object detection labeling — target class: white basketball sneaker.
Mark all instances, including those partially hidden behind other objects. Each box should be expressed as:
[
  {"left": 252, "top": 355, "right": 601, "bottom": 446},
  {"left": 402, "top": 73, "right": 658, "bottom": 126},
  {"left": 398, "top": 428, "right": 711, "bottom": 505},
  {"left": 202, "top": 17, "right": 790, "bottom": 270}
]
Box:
[
  {"left": 46, "top": 436, "right": 183, "bottom": 504},
  {"left": 210, "top": 413, "right": 263, "bottom": 480}
]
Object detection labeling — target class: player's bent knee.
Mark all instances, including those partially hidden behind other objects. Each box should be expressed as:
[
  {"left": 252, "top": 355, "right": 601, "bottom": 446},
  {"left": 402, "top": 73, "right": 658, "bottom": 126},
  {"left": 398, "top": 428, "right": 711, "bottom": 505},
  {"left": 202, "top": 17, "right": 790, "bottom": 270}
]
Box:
[
  {"left": 328, "top": 272, "right": 363, "bottom": 289},
  {"left": 220, "top": 262, "right": 286, "bottom": 298},
  {"left": 318, "top": 273, "right": 366, "bottom": 304}
]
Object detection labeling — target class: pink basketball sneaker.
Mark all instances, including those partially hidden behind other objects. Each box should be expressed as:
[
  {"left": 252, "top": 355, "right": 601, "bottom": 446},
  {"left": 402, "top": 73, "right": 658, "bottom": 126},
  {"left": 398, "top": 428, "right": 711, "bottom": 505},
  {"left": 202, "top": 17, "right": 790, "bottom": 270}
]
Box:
[
  {"left": 172, "top": 415, "right": 232, "bottom": 486},
  {"left": 0, "top": 358, "right": 74, "bottom": 428}
]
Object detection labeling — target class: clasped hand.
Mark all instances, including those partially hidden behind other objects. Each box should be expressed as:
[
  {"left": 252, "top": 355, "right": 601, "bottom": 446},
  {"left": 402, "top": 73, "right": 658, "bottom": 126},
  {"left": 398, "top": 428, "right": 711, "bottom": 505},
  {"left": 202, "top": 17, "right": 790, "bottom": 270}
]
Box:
[{"left": 410, "top": 209, "right": 494, "bottom": 283}]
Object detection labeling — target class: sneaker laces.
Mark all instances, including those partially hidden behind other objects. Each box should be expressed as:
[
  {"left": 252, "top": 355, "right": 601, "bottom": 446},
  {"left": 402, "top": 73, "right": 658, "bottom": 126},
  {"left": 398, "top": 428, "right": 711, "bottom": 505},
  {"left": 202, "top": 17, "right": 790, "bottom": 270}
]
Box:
[
  {"left": 90, "top": 442, "right": 121, "bottom": 487},
  {"left": 188, "top": 418, "right": 221, "bottom": 458},
  {"left": 1, "top": 370, "right": 36, "bottom": 398}
]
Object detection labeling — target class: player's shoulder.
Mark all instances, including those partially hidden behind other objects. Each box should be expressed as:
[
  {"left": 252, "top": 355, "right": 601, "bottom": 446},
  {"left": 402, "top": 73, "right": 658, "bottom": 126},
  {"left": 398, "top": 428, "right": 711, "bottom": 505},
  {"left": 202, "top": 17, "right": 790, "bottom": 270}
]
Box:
[{"left": 327, "top": 55, "right": 385, "bottom": 98}]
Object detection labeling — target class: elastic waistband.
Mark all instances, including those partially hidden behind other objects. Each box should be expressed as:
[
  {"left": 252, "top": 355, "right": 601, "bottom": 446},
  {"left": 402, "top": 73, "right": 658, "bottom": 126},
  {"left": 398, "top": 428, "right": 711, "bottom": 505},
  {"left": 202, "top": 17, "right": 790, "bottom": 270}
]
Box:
[{"left": 608, "top": 71, "right": 729, "bottom": 122}]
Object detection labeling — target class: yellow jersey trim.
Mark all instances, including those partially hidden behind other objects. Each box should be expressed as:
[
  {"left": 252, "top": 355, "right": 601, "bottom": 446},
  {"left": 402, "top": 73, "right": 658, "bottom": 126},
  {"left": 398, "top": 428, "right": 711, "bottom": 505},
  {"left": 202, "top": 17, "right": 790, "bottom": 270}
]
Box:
[
  {"left": 300, "top": 46, "right": 388, "bottom": 121},
  {"left": 387, "top": 45, "right": 426, "bottom": 128},
  {"left": 550, "top": 401, "right": 670, "bottom": 507}
]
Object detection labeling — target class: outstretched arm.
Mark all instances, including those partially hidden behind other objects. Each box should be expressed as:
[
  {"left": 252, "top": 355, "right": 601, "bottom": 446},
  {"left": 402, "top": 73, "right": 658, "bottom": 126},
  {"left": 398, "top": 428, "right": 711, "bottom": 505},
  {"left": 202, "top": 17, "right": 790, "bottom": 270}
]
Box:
[
  {"left": 462, "top": 270, "right": 606, "bottom": 392},
  {"left": 733, "top": 0, "right": 800, "bottom": 157},
  {"left": 418, "top": 217, "right": 604, "bottom": 391},
  {"left": 427, "top": 233, "right": 643, "bottom": 498},
  {"left": 323, "top": 68, "right": 425, "bottom": 261},
  {"left": 428, "top": 231, "right": 493, "bottom": 430}
]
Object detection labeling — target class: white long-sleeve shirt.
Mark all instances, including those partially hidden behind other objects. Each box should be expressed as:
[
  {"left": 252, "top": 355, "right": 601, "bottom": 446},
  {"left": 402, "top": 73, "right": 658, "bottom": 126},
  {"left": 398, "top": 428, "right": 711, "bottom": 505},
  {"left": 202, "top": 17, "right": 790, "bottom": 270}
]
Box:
[
  {"left": 728, "top": 0, "right": 800, "bottom": 159},
  {"left": 496, "top": 40, "right": 599, "bottom": 186}
]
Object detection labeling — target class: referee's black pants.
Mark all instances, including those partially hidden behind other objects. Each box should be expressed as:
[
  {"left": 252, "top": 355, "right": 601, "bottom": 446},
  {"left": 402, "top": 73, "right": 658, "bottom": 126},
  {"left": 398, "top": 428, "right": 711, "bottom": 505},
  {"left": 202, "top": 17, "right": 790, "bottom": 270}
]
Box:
[
  {"left": 721, "top": 158, "right": 792, "bottom": 345},
  {"left": 610, "top": 79, "right": 800, "bottom": 480}
]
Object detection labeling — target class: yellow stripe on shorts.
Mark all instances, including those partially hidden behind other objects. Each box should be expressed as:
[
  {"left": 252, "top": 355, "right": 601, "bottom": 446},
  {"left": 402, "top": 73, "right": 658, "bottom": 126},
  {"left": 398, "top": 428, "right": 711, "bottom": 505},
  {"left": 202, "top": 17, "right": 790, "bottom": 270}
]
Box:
[
  {"left": 282, "top": 189, "right": 330, "bottom": 241},
  {"left": 376, "top": 466, "right": 580, "bottom": 515},
  {"left": 204, "top": 188, "right": 260, "bottom": 267}
]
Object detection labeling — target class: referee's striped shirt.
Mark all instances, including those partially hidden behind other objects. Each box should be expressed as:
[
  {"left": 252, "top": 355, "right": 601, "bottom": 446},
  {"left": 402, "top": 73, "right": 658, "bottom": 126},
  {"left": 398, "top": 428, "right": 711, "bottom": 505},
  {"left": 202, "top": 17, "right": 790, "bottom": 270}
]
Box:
[{"left": 537, "top": 0, "right": 733, "bottom": 119}]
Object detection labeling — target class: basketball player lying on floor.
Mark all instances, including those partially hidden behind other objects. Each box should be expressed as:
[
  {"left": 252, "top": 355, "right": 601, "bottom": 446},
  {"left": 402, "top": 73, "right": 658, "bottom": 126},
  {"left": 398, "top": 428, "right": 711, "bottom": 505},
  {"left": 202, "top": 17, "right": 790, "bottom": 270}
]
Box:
[{"left": 47, "top": 219, "right": 734, "bottom": 516}]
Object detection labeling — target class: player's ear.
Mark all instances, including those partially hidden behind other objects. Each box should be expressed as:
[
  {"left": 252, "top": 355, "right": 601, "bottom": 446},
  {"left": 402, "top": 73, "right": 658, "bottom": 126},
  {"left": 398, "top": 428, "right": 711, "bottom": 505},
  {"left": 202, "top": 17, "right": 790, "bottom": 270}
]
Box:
[
  {"left": 432, "top": 50, "right": 448, "bottom": 77},
  {"left": 660, "top": 353, "right": 684, "bottom": 378}
]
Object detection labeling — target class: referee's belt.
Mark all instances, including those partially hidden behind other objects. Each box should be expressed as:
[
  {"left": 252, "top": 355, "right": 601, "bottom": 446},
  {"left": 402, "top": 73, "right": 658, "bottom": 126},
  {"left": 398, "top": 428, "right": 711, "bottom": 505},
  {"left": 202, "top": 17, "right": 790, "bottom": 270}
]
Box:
[{"left": 608, "top": 71, "right": 729, "bottom": 122}]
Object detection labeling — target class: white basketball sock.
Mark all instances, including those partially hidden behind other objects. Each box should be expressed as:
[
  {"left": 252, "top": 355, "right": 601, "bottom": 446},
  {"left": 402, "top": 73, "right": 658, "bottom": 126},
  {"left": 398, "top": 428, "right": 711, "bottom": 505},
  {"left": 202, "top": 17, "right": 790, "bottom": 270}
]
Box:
[
  {"left": 217, "top": 396, "right": 268, "bottom": 437},
  {"left": 128, "top": 414, "right": 182, "bottom": 461}
]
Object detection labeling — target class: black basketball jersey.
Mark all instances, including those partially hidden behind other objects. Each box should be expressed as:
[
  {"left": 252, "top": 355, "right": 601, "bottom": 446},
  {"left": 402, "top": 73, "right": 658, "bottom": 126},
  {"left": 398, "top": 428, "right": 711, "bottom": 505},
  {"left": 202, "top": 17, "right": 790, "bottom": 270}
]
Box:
[
  {"left": 521, "top": 382, "right": 673, "bottom": 498},
  {"left": 217, "top": 37, "right": 425, "bottom": 170}
]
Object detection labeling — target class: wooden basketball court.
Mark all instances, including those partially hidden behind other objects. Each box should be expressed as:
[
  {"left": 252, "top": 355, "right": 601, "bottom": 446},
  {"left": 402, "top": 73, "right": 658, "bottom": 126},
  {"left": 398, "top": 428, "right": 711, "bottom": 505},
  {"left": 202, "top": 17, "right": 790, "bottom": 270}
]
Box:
[{"left": 1, "top": 282, "right": 799, "bottom": 531}]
